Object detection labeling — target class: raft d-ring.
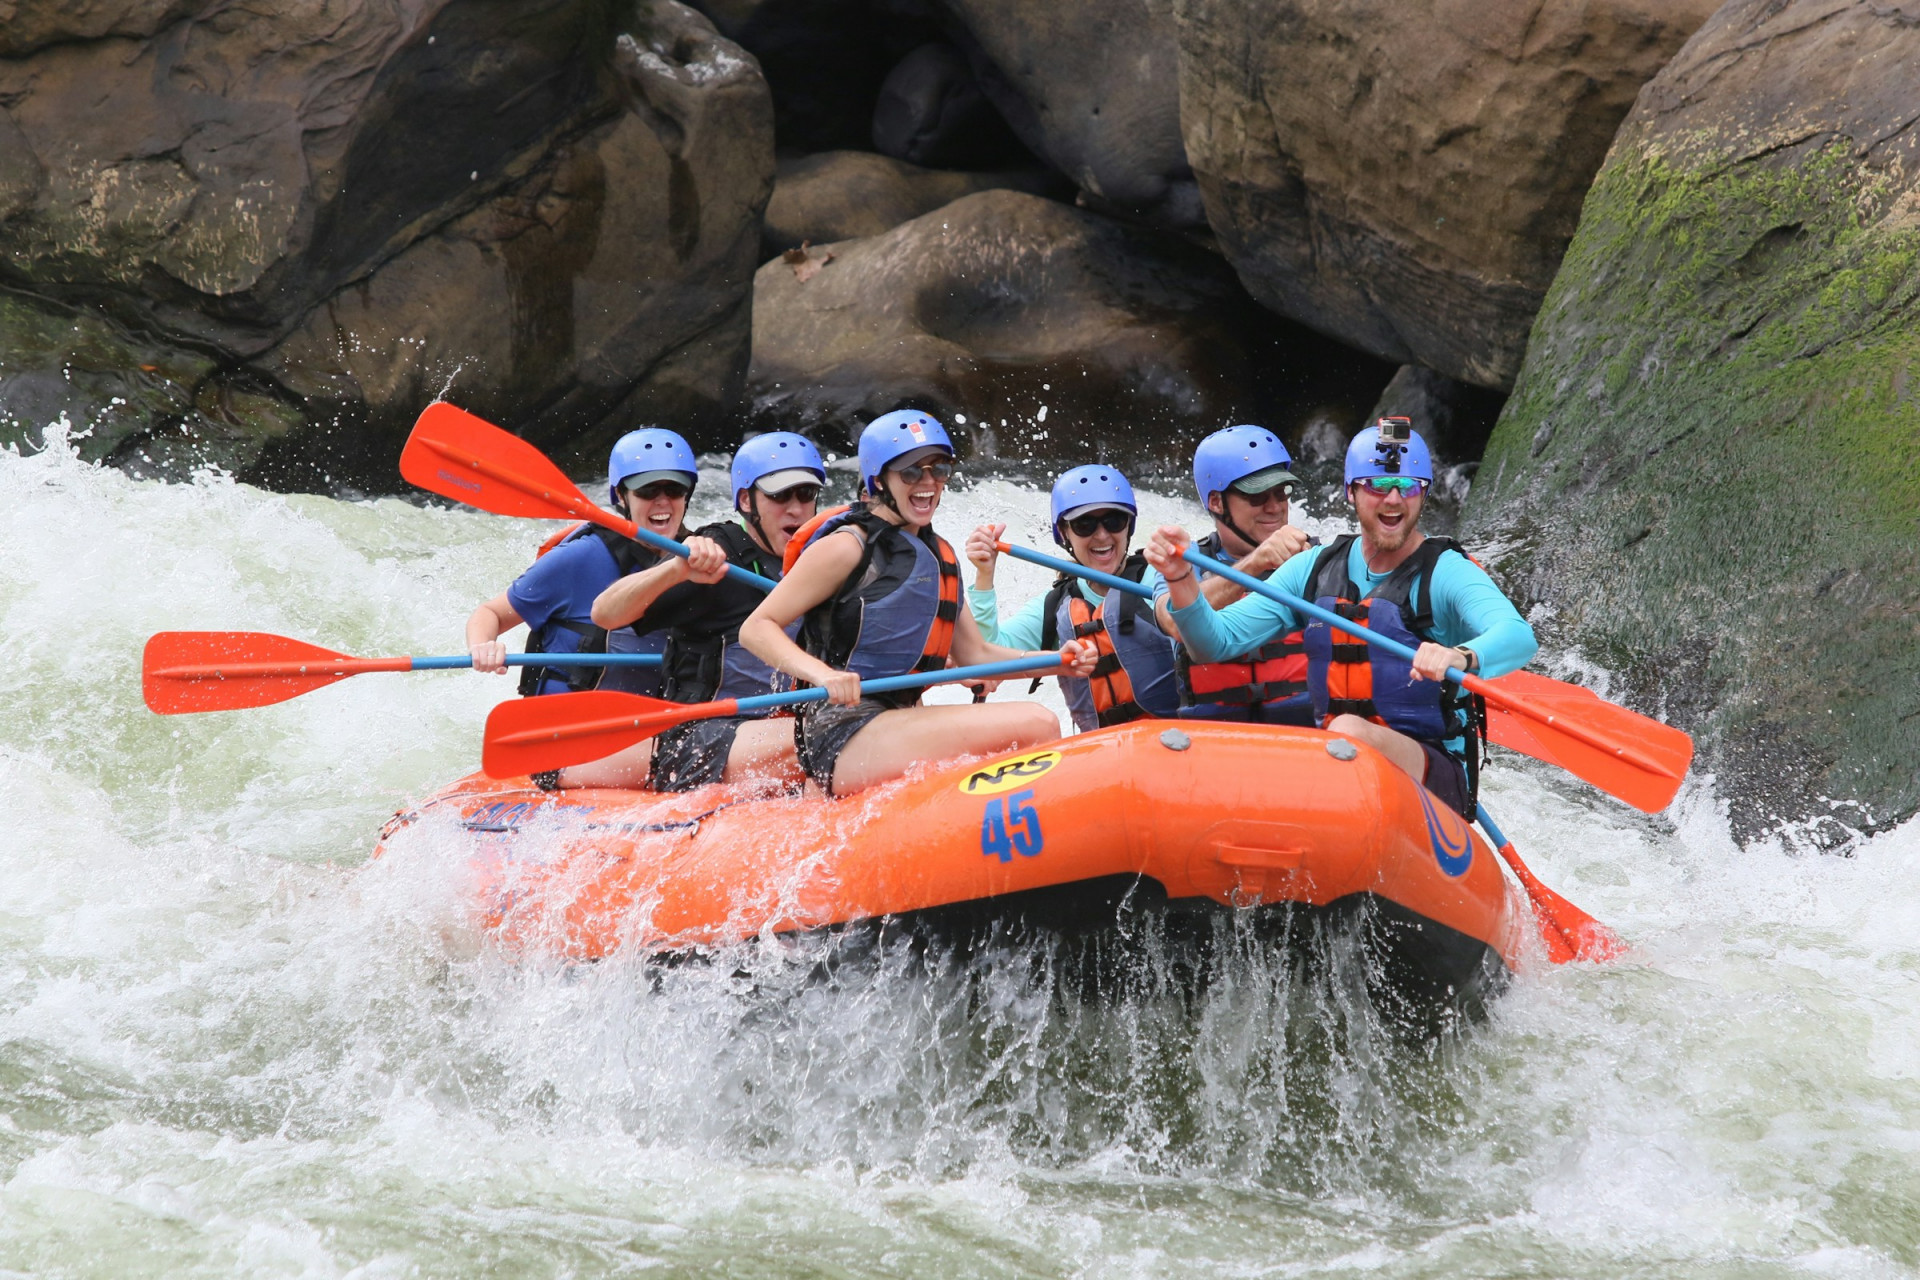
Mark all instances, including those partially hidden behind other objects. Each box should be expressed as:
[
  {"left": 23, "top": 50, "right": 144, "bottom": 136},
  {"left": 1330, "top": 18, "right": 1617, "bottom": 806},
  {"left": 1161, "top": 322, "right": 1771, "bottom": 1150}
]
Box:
[
  {"left": 1326, "top": 738, "right": 1358, "bottom": 761},
  {"left": 1158, "top": 728, "right": 1191, "bottom": 751}
]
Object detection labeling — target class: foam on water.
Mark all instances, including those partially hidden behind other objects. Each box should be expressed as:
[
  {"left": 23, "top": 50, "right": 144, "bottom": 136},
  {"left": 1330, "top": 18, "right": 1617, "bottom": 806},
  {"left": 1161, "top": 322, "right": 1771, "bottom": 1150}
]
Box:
[{"left": 1, "top": 425, "right": 1916, "bottom": 1277}]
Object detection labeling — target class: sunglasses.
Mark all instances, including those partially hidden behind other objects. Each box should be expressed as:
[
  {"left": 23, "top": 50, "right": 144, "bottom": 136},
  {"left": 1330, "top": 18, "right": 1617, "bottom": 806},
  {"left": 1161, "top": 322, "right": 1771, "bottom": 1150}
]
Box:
[
  {"left": 760, "top": 483, "right": 821, "bottom": 505},
  {"left": 628, "top": 479, "right": 691, "bottom": 501},
  {"left": 1357, "top": 476, "right": 1428, "bottom": 497},
  {"left": 1064, "top": 510, "right": 1132, "bottom": 537},
  {"left": 892, "top": 460, "right": 953, "bottom": 484},
  {"left": 1229, "top": 483, "right": 1294, "bottom": 505}
]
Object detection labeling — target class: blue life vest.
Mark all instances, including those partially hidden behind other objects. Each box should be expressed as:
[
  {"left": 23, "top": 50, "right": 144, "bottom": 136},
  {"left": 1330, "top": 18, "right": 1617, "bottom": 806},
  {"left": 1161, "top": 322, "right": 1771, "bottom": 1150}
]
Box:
[
  {"left": 1302, "top": 533, "right": 1475, "bottom": 749},
  {"left": 519, "top": 523, "right": 667, "bottom": 697},
  {"left": 797, "top": 506, "right": 960, "bottom": 709},
  {"left": 1038, "top": 553, "right": 1179, "bottom": 733}
]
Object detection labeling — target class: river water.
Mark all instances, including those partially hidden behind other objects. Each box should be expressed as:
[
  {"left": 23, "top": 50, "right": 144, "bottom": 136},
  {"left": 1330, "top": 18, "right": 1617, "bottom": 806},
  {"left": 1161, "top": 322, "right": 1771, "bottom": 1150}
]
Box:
[{"left": 2, "top": 422, "right": 1915, "bottom": 1277}]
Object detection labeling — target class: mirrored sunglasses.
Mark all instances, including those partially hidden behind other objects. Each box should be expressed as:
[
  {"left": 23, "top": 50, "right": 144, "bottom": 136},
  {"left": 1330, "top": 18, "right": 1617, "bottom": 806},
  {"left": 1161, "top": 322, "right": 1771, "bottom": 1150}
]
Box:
[
  {"left": 1065, "top": 510, "right": 1132, "bottom": 537},
  {"left": 1357, "top": 476, "right": 1428, "bottom": 497},
  {"left": 629, "top": 479, "right": 691, "bottom": 501}
]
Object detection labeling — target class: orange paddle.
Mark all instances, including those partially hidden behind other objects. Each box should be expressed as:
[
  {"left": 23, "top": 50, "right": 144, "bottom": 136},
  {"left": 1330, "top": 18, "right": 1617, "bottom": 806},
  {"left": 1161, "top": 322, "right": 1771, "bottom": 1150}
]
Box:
[
  {"left": 142, "top": 631, "right": 662, "bottom": 714},
  {"left": 1475, "top": 804, "right": 1624, "bottom": 963}
]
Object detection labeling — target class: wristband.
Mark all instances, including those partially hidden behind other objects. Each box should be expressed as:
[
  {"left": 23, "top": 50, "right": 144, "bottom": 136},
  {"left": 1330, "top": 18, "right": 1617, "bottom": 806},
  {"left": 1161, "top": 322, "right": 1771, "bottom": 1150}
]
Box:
[{"left": 1161, "top": 567, "right": 1194, "bottom": 585}]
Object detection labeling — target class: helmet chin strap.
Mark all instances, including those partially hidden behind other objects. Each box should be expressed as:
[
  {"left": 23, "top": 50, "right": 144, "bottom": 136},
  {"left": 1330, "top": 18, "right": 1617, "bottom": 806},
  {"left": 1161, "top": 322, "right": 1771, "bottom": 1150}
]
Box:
[
  {"left": 739, "top": 490, "right": 773, "bottom": 552},
  {"left": 1210, "top": 495, "right": 1261, "bottom": 557}
]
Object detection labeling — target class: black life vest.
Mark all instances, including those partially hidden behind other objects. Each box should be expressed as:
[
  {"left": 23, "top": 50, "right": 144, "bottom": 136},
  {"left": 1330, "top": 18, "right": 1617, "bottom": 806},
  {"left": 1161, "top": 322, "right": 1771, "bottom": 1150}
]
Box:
[{"left": 659, "top": 521, "right": 792, "bottom": 706}]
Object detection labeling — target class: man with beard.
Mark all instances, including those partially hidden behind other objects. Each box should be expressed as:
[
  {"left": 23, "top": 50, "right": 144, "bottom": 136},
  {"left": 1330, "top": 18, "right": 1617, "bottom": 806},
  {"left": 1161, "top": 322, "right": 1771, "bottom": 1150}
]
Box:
[{"left": 1144, "top": 419, "right": 1536, "bottom": 817}]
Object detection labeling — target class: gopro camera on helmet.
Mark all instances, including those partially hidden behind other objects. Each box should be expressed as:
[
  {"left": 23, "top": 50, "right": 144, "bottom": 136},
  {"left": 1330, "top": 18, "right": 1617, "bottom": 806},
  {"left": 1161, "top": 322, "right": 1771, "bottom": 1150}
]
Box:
[{"left": 1376, "top": 415, "right": 1412, "bottom": 445}]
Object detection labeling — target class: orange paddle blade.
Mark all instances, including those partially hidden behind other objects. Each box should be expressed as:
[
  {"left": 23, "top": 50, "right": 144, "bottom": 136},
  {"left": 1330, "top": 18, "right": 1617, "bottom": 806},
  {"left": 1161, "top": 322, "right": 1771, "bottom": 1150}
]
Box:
[
  {"left": 482, "top": 691, "right": 730, "bottom": 779},
  {"left": 143, "top": 632, "right": 408, "bottom": 714},
  {"left": 1478, "top": 671, "right": 1694, "bottom": 814},
  {"left": 1492, "top": 840, "right": 1625, "bottom": 963},
  {"left": 402, "top": 402, "right": 629, "bottom": 531}
]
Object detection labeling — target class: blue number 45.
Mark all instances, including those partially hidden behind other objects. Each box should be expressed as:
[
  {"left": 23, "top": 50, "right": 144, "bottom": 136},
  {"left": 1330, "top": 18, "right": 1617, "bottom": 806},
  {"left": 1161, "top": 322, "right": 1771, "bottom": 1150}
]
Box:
[{"left": 980, "top": 788, "right": 1043, "bottom": 863}]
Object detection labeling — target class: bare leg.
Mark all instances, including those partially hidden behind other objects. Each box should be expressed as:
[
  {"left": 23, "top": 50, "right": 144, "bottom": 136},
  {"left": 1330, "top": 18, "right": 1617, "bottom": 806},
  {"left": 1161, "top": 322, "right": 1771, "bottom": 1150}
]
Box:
[
  {"left": 556, "top": 739, "right": 654, "bottom": 789},
  {"left": 829, "top": 702, "right": 1062, "bottom": 796},
  {"left": 723, "top": 717, "right": 804, "bottom": 787},
  {"left": 1325, "top": 713, "right": 1426, "bottom": 783}
]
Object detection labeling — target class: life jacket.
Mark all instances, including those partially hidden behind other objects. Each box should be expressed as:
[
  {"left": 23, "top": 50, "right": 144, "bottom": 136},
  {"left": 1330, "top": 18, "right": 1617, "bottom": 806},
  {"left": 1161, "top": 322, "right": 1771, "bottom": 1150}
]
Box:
[
  {"left": 793, "top": 504, "right": 960, "bottom": 709},
  {"left": 1175, "top": 533, "right": 1315, "bottom": 726},
  {"left": 518, "top": 521, "right": 668, "bottom": 697},
  {"left": 1302, "top": 532, "right": 1487, "bottom": 792},
  {"left": 659, "top": 521, "right": 796, "bottom": 706},
  {"left": 1035, "top": 553, "right": 1179, "bottom": 732}
]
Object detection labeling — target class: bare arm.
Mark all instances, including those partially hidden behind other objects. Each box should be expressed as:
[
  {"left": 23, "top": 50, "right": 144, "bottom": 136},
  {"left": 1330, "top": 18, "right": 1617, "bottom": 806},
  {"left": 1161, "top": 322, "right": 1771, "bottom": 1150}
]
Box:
[
  {"left": 740, "top": 529, "right": 867, "bottom": 703},
  {"left": 466, "top": 593, "right": 523, "bottom": 675}
]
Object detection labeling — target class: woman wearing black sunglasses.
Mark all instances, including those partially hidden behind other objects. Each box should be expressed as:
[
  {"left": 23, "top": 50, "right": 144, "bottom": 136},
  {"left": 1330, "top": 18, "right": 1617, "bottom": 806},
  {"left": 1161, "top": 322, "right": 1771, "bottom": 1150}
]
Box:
[
  {"left": 965, "top": 465, "right": 1179, "bottom": 733},
  {"left": 465, "top": 428, "right": 696, "bottom": 703},
  {"left": 741, "top": 411, "right": 1097, "bottom": 797}
]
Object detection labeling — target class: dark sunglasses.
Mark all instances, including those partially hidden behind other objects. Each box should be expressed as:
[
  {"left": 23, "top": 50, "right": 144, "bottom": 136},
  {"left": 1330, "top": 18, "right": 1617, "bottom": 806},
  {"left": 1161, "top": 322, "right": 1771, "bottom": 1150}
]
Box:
[
  {"left": 1064, "top": 510, "right": 1132, "bottom": 537},
  {"left": 628, "top": 479, "right": 691, "bottom": 501},
  {"left": 760, "top": 483, "right": 821, "bottom": 505},
  {"left": 1229, "top": 482, "right": 1294, "bottom": 505},
  {"left": 892, "top": 460, "right": 953, "bottom": 484},
  {"left": 1356, "top": 476, "right": 1428, "bottom": 497}
]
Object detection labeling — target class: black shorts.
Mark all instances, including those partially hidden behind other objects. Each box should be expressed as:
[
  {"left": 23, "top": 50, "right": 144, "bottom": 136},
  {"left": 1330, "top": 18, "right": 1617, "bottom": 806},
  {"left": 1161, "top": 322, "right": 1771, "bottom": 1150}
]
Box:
[
  {"left": 1419, "top": 742, "right": 1472, "bottom": 819},
  {"left": 648, "top": 717, "right": 743, "bottom": 792},
  {"left": 794, "top": 697, "right": 897, "bottom": 796}
]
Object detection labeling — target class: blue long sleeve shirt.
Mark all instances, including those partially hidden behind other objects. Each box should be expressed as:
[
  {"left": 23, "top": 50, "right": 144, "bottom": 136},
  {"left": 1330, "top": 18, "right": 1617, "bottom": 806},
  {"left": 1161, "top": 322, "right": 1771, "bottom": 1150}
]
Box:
[
  {"left": 969, "top": 563, "right": 1165, "bottom": 650},
  {"left": 1168, "top": 537, "right": 1537, "bottom": 677}
]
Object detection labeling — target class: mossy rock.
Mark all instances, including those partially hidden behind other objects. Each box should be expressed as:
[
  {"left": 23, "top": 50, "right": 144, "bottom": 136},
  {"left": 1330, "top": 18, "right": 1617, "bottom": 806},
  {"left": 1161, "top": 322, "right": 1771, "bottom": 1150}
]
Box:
[{"left": 1465, "top": 0, "right": 1920, "bottom": 845}]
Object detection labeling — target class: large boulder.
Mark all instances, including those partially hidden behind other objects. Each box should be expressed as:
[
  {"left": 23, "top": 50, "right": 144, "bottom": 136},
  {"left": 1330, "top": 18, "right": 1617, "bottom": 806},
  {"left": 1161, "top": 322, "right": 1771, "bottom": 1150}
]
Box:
[
  {"left": 747, "top": 189, "right": 1281, "bottom": 454},
  {"left": 0, "top": 0, "right": 773, "bottom": 489},
  {"left": 1464, "top": 0, "right": 1920, "bottom": 845},
  {"left": 761, "top": 150, "right": 1061, "bottom": 259},
  {"left": 1174, "top": 0, "right": 1719, "bottom": 389},
  {"left": 933, "top": 0, "right": 1201, "bottom": 227}
]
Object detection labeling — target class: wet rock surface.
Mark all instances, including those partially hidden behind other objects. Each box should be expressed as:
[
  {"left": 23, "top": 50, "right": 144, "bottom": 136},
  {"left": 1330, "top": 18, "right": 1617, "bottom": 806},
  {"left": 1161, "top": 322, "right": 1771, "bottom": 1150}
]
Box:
[
  {"left": 747, "top": 188, "right": 1385, "bottom": 468},
  {"left": 1464, "top": 0, "right": 1920, "bottom": 843},
  {"left": 0, "top": 0, "right": 772, "bottom": 489},
  {"left": 1174, "top": 0, "right": 1718, "bottom": 388}
]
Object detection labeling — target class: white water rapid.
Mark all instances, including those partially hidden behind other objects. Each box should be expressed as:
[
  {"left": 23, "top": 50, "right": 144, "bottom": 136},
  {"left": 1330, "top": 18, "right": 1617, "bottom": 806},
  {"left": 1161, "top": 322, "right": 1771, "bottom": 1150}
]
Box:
[{"left": 1, "top": 423, "right": 1915, "bottom": 1277}]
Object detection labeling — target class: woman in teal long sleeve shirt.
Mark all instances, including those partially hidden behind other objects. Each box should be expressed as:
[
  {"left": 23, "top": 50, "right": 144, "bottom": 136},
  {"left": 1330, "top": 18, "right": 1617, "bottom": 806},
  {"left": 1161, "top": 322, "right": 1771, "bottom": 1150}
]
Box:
[{"left": 1145, "top": 420, "right": 1537, "bottom": 816}]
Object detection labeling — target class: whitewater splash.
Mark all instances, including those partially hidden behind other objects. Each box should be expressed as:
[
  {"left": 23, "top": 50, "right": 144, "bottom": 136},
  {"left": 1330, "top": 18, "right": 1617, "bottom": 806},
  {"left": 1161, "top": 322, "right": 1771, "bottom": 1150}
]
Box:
[{"left": 2, "top": 423, "right": 1916, "bottom": 1275}]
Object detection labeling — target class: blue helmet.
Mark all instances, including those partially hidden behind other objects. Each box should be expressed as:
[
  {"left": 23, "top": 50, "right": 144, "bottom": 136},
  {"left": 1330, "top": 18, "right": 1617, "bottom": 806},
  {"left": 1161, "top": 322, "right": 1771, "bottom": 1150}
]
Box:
[
  {"left": 608, "top": 428, "right": 698, "bottom": 505},
  {"left": 857, "top": 410, "right": 953, "bottom": 495},
  {"left": 731, "top": 432, "right": 826, "bottom": 508},
  {"left": 1192, "top": 425, "right": 1295, "bottom": 508},
  {"left": 1049, "top": 464, "right": 1137, "bottom": 548},
  {"left": 1344, "top": 417, "right": 1434, "bottom": 485}
]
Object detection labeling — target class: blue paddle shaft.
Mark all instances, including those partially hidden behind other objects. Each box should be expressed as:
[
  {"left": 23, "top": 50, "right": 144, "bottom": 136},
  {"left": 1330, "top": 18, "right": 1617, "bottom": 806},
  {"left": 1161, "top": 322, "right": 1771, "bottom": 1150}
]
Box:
[
  {"left": 625, "top": 524, "right": 779, "bottom": 593},
  {"left": 1182, "top": 545, "right": 1467, "bottom": 684},
  {"left": 1474, "top": 804, "right": 1508, "bottom": 848},
  {"left": 998, "top": 542, "right": 1153, "bottom": 599},
  {"left": 731, "top": 653, "right": 1063, "bottom": 715},
  {"left": 408, "top": 654, "right": 664, "bottom": 670}
]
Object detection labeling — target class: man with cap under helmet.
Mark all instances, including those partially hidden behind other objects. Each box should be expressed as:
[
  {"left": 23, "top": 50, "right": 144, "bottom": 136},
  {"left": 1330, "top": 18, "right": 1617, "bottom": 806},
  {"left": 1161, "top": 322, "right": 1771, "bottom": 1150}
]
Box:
[
  {"left": 965, "top": 463, "right": 1179, "bottom": 732},
  {"left": 466, "top": 427, "right": 697, "bottom": 701},
  {"left": 555, "top": 433, "right": 826, "bottom": 792},
  {"left": 1144, "top": 417, "right": 1537, "bottom": 818},
  {"left": 741, "top": 409, "right": 1097, "bottom": 797},
  {"left": 1151, "top": 424, "right": 1318, "bottom": 725}
]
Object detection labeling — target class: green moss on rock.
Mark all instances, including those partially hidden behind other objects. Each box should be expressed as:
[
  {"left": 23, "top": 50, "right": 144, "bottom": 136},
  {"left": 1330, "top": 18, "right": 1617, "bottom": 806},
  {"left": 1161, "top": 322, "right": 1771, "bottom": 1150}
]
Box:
[{"left": 1469, "top": 129, "right": 1920, "bottom": 843}]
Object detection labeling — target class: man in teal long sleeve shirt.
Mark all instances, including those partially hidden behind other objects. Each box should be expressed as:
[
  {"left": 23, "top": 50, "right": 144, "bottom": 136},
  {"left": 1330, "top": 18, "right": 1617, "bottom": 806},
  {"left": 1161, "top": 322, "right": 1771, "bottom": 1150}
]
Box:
[{"left": 1144, "top": 419, "right": 1537, "bottom": 816}]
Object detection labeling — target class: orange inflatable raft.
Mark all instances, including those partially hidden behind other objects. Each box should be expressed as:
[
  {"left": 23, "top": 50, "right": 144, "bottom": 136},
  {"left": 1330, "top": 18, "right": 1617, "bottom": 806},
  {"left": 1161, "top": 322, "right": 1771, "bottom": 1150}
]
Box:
[{"left": 379, "top": 721, "right": 1533, "bottom": 1018}]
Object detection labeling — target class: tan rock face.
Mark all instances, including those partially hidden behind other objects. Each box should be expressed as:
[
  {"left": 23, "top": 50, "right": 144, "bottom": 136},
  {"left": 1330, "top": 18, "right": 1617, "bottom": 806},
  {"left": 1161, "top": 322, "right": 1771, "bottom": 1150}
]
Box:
[
  {"left": 1175, "top": 0, "right": 1718, "bottom": 388},
  {"left": 747, "top": 189, "right": 1279, "bottom": 454},
  {"left": 0, "top": 0, "right": 773, "bottom": 490},
  {"left": 761, "top": 151, "right": 1060, "bottom": 259}
]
